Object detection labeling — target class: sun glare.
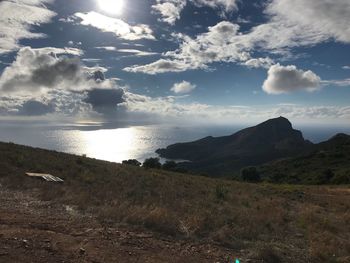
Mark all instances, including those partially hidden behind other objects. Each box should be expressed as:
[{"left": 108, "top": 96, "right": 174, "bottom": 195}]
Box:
[{"left": 98, "top": 0, "right": 124, "bottom": 15}]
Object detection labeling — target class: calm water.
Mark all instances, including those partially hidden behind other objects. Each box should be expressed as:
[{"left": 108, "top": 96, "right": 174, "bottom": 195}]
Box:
[{"left": 0, "top": 122, "right": 349, "bottom": 163}]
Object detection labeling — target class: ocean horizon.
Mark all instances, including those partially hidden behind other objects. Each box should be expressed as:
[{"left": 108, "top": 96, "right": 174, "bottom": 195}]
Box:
[{"left": 0, "top": 122, "right": 349, "bottom": 163}]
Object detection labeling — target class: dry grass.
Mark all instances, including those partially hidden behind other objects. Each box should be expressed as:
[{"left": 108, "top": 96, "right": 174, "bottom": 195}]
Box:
[{"left": 0, "top": 142, "right": 349, "bottom": 262}]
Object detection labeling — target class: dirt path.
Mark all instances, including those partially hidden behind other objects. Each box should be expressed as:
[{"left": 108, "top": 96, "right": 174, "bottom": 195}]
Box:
[{"left": 0, "top": 186, "right": 243, "bottom": 263}]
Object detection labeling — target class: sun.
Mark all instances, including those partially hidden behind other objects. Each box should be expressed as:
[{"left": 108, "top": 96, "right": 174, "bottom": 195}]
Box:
[{"left": 98, "top": 0, "right": 124, "bottom": 15}]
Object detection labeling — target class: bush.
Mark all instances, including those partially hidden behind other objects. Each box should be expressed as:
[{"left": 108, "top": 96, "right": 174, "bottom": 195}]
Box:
[
  {"left": 162, "top": 161, "right": 177, "bottom": 171},
  {"left": 241, "top": 167, "right": 261, "bottom": 183},
  {"left": 316, "top": 169, "right": 335, "bottom": 184},
  {"left": 143, "top": 158, "right": 162, "bottom": 169},
  {"left": 122, "top": 159, "right": 141, "bottom": 167},
  {"left": 331, "top": 172, "right": 350, "bottom": 184},
  {"left": 267, "top": 172, "right": 286, "bottom": 183},
  {"left": 215, "top": 184, "right": 229, "bottom": 200}
]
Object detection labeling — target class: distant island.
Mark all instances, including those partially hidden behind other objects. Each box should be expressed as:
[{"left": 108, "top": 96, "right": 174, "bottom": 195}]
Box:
[{"left": 157, "top": 117, "right": 350, "bottom": 184}]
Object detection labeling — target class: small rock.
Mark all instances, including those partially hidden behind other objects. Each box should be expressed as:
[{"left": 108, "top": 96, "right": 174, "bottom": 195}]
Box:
[
  {"left": 22, "top": 239, "right": 29, "bottom": 247},
  {"left": 128, "top": 252, "right": 132, "bottom": 256},
  {"left": 79, "top": 248, "right": 86, "bottom": 255}
]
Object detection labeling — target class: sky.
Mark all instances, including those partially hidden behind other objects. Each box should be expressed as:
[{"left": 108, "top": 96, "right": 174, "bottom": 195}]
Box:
[{"left": 0, "top": 0, "right": 350, "bottom": 126}]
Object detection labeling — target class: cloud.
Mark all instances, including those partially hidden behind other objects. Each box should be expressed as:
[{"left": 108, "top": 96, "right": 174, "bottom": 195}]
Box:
[
  {"left": 265, "top": 0, "right": 350, "bottom": 45},
  {"left": 171, "top": 81, "right": 196, "bottom": 94},
  {"left": 0, "top": 0, "right": 56, "bottom": 54},
  {"left": 74, "top": 12, "right": 155, "bottom": 41},
  {"left": 114, "top": 49, "right": 158, "bottom": 57},
  {"left": 95, "top": 46, "right": 117, "bottom": 51},
  {"left": 1, "top": 85, "right": 349, "bottom": 124},
  {"left": 129, "top": 0, "right": 350, "bottom": 74},
  {"left": 84, "top": 88, "right": 125, "bottom": 109},
  {"left": 342, "top": 66, "right": 350, "bottom": 70},
  {"left": 243, "top": 57, "right": 274, "bottom": 69},
  {"left": 124, "top": 21, "right": 252, "bottom": 74},
  {"left": 322, "top": 79, "right": 350, "bottom": 87},
  {"left": 96, "top": 47, "right": 158, "bottom": 57},
  {"left": 152, "top": 0, "right": 187, "bottom": 25},
  {"left": 152, "top": 0, "right": 238, "bottom": 25},
  {"left": 194, "top": 0, "right": 238, "bottom": 12},
  {"left": 17, "top": 100, "right": 55, "bottom": 116},
  {"left": 124, "top": 59, "right": 193, "bottom": 74},
  {"left": 123, "top": 92, "right": 350, "bottom": 125},
  {"left": 237, "top": 0, "right": 350, "bottom": 55},
  {"left": 31, "top": 47, "right": 84, "bottom": 56},
  {"left": 262, "top": 64, "right": 321, "bottom": 94},
  {"left": 84, "top": 88, "right": 125, "bottom": 117},
  {"left": 0, "top": 47, "right": 114, "bottom": 95},
  {"left": 82, "top": 58, "right": 102, "bottom": 63}
]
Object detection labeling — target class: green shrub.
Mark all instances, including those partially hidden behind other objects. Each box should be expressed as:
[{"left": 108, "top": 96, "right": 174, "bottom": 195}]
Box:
[
  {"left": 215, "top": 184, "right": 229, "bottom": 200},
  {"left": 241, "top": 167, "right": 261, "bottom": 183},
  {"left": 143, "top": 158, "right": 162, "bottom": 169},
  {"left": 122, "top": 159, "right": 141, "bottom": 166},
  {"left": 162, "top": 161, "right": 177, "bottom": 171},
  {"left": 315, "top": 169, "right": 335, "bottom": 184}
]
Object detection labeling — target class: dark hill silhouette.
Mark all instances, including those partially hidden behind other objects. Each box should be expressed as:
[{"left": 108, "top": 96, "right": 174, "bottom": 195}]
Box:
[
  {"left": 156, "top": 117, "right": 313, "bottom": 176},
  {"left": 317, "top": 133, "right": 350, "bottom": 150},
  {"left": 260, "top": 133, "right": 350, "bottom": 184}
]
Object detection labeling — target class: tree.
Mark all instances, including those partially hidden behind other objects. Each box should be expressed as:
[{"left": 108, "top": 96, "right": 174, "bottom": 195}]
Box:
[
  {"left": 316, "top": 169, "right": 334, "bottom": 184},
  {"left": 162, "top": 161, "right": 177, "bottom": 171},
  {"left": 122, "top": 159, "right": 141, "bottom": 167},
  {"left": 143, "top": 158, "right": 162, "bottom": 169},
  {"left": 241, "top": 167, "right": 261, "bottom": 183}
]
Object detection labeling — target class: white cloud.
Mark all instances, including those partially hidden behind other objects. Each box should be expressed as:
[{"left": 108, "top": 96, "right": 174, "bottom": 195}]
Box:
[
  {"left": 171, "top": 81, "right": 196, "bottom": 94},
  {"left": 152, "top": 0, "right": 238, "bottom": 25},
  {"left": 194, "top": 0, "right": 238, "bottom": 12},
  {"left": 238, "top": 0, "right": 350, "bottom": 55},
  {"left": 31, "top": 47, "right": 84, "bottom": 56},
  {"left": 152, "top": 0, "right": 187, "bottom": 25},
  {"left": 95, "top": 46, "right": 117, "bottom": 51},
  {"left": 124, "top": 21, "right": 251, "bottom": 74},
  {"left": 82, "top": 58, "right": 102, "bottom": 63},
  {"left": 0, "top": 0, "right": 56, "bottom": 54},
  {"left": 262, "top": 64, "right": 321, "bottom": 94},
  {"left": 265, "top": 0, "right": 350, "bottom": 45},
  {"left": 322, "top": 79, "right": 350, "bottom": 87},
  {"left": 124, "top": 59, "right": 193, "bottom": 74},
  {"left": 342, "top": 66, "right": 350, "bottom": 70},
  {"left": 0, "top": 47, "right": 113, "bottom": 95},
  {"left": 123, "top": 92, "right": 350, "bottom": 125},
  {"left": 96, "top": 47, "right": 158, "bottom": 57},
  {"left": 243, "top": 57, "right": 274, "bottom": 69},
  {"left": 129, "top": 0, "right": 350, "bottom": 74},
  {"left": 74, "top": 12, "right": 155, "bottom": 41}
]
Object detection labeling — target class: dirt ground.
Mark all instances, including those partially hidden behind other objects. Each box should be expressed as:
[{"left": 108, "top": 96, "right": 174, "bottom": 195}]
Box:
[{"left": 0, "top": 185, "right": 247, "bottom": 263}]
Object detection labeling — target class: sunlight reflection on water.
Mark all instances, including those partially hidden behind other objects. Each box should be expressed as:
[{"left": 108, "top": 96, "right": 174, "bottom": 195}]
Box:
[
  {"left": 48, "top": 126, "right": 165, "bottom": 163},
  {"left": 0, "top": 124, "right": 234, "bottom": 163},
  {"left": 0, "top": 123, "right": 349, "bottom": 163}
]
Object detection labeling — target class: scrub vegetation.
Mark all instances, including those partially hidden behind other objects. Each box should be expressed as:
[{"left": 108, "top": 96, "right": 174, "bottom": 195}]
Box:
[{"left": 0, "top": 142, "right": 350, "bottom": 262}]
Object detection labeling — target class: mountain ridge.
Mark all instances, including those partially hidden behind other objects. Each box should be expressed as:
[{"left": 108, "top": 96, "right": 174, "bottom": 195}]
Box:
[{"left": 156, "top": 117, "right": 331, "bottom": 176}]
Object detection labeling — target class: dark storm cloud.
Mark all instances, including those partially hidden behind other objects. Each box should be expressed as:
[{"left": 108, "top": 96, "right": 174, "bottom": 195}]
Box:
[
  {"left": 0, "top": 47, "right": 94, "bottom": 95},
  {"left": 84, "top": 88, "right": 126, "bottom": 117},
  {"left": 17, "top": 100, "right": 55, "bottom": 116},
  {"left": 29, "top": 58, "right": 82, "bottom": 88}
]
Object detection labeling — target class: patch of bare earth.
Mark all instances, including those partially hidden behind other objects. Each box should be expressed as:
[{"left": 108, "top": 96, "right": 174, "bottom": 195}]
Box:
[{"left": 0, "top": 186, "right": 250, "bottom": 263}]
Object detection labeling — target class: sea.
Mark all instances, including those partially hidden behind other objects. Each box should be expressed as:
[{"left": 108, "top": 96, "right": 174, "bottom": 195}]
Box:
[{"left": 0, "top": 121, "right": 349, "bottom": 163}]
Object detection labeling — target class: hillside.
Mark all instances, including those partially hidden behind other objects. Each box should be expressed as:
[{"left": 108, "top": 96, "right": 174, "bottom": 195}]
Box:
[
  {"left": 157, "top": 117, "right": 313, "bottom": 176},
  {"left": 260, "top": 133, "right": 350, "bottom": 184},
  {"left": 0, "top": 142, "right": 350, "bottom": 262}
]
